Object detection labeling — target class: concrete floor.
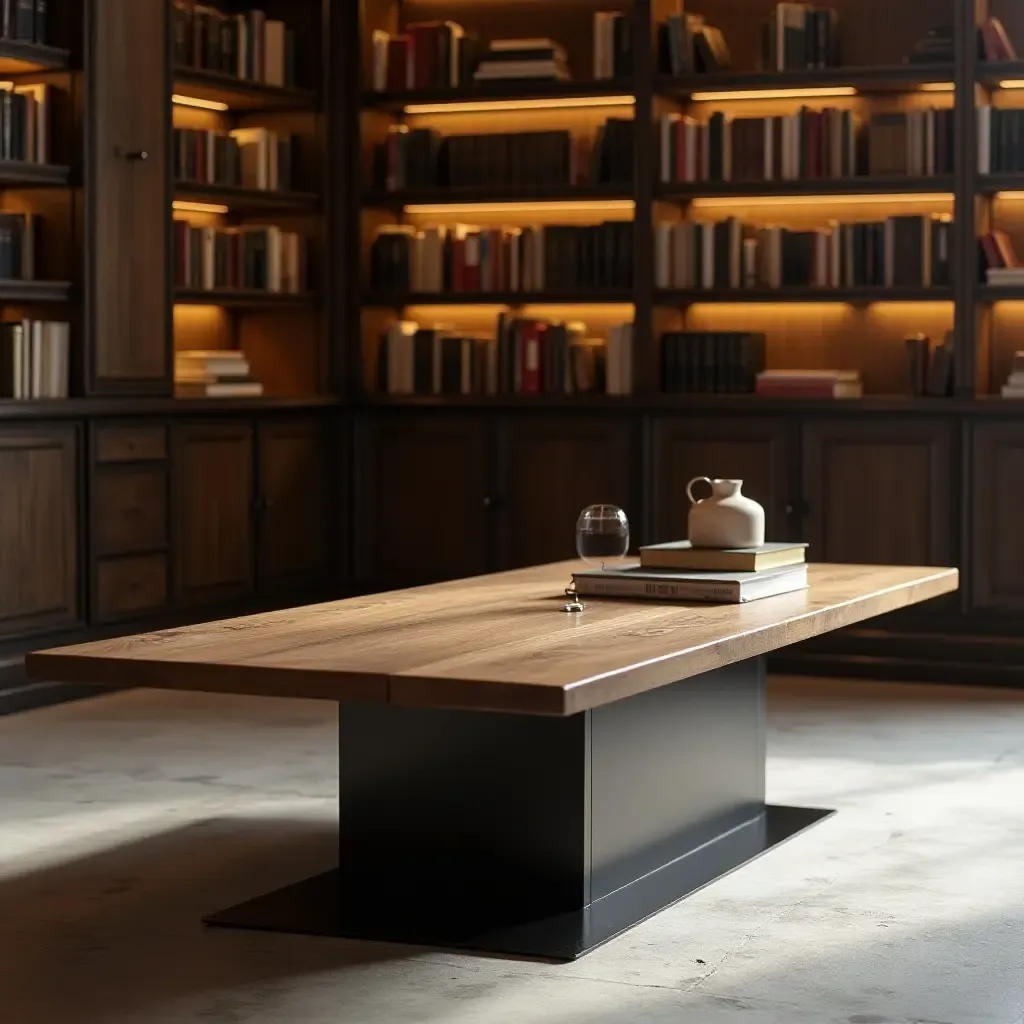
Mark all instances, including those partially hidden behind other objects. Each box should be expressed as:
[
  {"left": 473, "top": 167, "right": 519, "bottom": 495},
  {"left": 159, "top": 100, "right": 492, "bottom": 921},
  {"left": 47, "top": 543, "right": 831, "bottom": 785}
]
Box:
[{"left": 1, "top": 678, "right": 1023, "bottom": 1024}]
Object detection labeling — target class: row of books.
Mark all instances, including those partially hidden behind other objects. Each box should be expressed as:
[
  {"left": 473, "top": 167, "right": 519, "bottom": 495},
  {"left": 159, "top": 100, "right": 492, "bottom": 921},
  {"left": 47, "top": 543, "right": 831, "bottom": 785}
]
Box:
[
  {"left": 174, "top": 349, "right": 263, "bottom": 399},
  {"left": 658, "top": 13, "right": 730, "bottom": 77},
  {"left": 373, "top": 122, "right": 633, "bottom": 192},
  {"left": 655, "top": 215, "right": 951, "bottom": 291},
  {"left": 660, "top": 331, "right": 765, "bottom": 395},
  {"left": 173, "top": 128, "right": 295, "bottom": 191},
  {"left": 370, "top": 222, "right": 633, "bottom": 294},
  {"left": 906, "top": 333, "right": 955, "bottom": 397},
  {"left": 0, "top": 0, "right": 46, "bottom": 44},
  {"left": 172, "top": 222, "right": 307, "bottom": 294},
  {"left": 171, "top": 3, "right": 298, "bottom": 87},
  {"left": 912, "top": 19, "right": 1017, "bottom": 64},
  {"left": 659, "top": 107, "right": 955, "bottom": 184},
  {"left": 978, "top": 107, "right": 1024, "bottom": 175},
  {"left": 0, "top": 83, "right": 49, "bottom": 164},
  {"left": 0, "top": 211, "right": 34, "bottom": 280},
  {"left": 376, "top": 317, "right": 632, "bottom": 396},
  {"left": 0, "top": 319, "right": 69, "bottom": 399},
  {"left": 594, "top": 13, "right": 633, "bottom": 80}
]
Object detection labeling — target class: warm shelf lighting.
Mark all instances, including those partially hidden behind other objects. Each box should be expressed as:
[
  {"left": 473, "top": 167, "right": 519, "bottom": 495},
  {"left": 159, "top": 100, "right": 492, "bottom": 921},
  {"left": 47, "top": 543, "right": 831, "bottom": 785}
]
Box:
[
  {"left": 173, "top": 200, "right": 229, "bottom": 214},
  {"left": 404, "top": 95, "right": 635, "bottom": 115},
  {"left": 918, "top": 82, "right": 955, "bottom": 92},
  {"left": 172, "top": 93, "right": 229, "bottom": 111},
  {"left": 997, "top": 79, "right": 1024, "bottom": 90},
  {"left": 689, "top": 191, "right": 953, "bottom": 209},
  {"left": 994, "top": 191, "right": 1024, "bottom": 200},
  {"left": 403, "top": 199, "right": 635, "bottom": 215},
  {"left": 689, "top": 86, "right": 856, "bottom": 102}
]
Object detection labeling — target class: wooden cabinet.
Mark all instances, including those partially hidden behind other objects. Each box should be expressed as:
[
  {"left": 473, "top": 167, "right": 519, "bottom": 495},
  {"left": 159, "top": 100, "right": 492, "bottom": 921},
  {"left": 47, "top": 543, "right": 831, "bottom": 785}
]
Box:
[
  {"left": 801, "top": 420, "right": 954, "bottom": 566},
  {"left": 173, "top": 422, "right": 255, "bottom": 605},
  {"left": 0, "top": 426, "right": 80, "bottom": 640},
  {"left": 357, "top": 415, "right": 489, "bottom": 586},
  {"left": 90, "top": 0, "right": 169, "bottom": 391},
  {"left": 496, "top": 416, "right": 635, "bottom": 569},
  {"left": 256, "top": 419, "right": 331, "bottom": 594},
  {"left": 970, "top": 422, "right": 1024, "bottom": 611},
  {"left": 651, "top": 417, "right": 792, "bottom": 545}
]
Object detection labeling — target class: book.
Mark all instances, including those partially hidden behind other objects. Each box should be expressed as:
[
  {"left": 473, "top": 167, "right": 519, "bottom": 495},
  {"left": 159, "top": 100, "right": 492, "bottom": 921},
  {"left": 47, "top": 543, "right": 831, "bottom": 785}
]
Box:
[
  {"left": 639, "top": 540, "right": 808, "bottom": 573},
  {"left": 660, "top": 331, "right": 765, "bottom": 394},
  {"left": 571, "top": 563, "right": 809, "bottom": 603},
  {"left": 175, "top": 380, "right": 264, "bottom": 398}
]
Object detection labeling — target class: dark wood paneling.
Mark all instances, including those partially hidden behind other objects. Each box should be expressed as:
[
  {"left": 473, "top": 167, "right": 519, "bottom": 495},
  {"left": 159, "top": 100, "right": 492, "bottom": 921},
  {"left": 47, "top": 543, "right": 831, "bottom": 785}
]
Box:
[
  {"left": 358, "top": 414, "right": 489, "bottom": 586},
  {"left": 802, "top": 420, "right": 954, "bottom": 566},
  {"left": 94, "top": 554, "right": 169, "bottom": 622},
  {"left": 0, "top": 426, "right": 80, "bottom": 639},
  {"left": 92, "top": 465, "right": 168, "bottom": 556},
  {"left": 95, "top": 425, "right": 167, "bottom": 463},
  {"left": 651, "top": 416, "right": 792, "bottom": 546},
  {"left": 257, "top": 418, "right": 330, "bottom": 593},
  {"left": 173, "top": 422, "right": 255, "bottom": 605},
  {"left": 971, "top": 422, "right": 1024, "bottom": 611},
  {"left": 497, "top": 416, "right": 635, "bottom": 570},
  {"left": 90, "top": 0, "right": 169, "bottom": 389}
]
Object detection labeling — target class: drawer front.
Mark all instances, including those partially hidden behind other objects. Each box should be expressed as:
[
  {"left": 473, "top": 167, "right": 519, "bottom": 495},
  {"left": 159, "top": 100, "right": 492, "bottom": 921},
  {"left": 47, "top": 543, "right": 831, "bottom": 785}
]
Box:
[
  {"left": 94, "top": 555, "right": 168, "bottom": 622},
  {"left": 95, "top": 426, "right": 167, "bottom": 463},
  {"left": 93, "top": 465, "right": 168, "bottom": 555}
]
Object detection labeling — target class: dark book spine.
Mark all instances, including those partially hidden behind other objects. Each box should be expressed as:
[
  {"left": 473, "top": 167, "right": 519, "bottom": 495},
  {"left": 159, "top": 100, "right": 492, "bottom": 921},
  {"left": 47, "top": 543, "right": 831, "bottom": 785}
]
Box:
[
  {"left": 14, "top": 0, "right": 31, "bottom": 39},
  {"left": 32, "top": 0, "right": 44, "bottom": 43}
]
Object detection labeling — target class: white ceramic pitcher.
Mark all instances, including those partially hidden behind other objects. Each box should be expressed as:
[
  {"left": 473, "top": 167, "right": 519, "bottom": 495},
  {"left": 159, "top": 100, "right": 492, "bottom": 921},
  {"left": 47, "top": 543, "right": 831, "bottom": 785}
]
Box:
[{"left": 686, "top": 477, "right": 765, "bottom": 549}]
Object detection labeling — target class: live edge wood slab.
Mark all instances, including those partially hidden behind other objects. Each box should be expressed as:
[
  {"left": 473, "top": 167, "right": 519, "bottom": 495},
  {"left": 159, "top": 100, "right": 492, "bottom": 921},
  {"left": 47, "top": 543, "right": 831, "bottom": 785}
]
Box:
[
  {"left": 28, "top": 562, "right": 958, "bottom": 716},
  {"left": 26, "top": 562, "right": 958, "bottom": 959}
]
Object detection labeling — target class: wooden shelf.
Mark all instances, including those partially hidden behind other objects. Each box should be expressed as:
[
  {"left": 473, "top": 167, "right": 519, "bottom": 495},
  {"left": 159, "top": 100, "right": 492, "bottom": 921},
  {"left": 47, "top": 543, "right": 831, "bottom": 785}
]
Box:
[
  {"left": 175, "top": 289, "right": 317, "bottom": 308},
  {"left": 977, "top": 61, "right": 1024, "bottom": 86},
  {"left": 0, "top": 395, "right": 340, "bottom": 420},
  {"left": 364, "top": 291, "right": 633, "bottom": 307},
  {"left": 173, "top": 67, "right": 317, "bottom": 111},
  {"left": 656, "top": 287, "right": 952, "bottom": 305},
  {"left": 0, "top": 38, "right": 69, "bottom": 73},
  {"left": 363, "top": 184, "right": 634, "bottom": 208},
  {"left": 658, "top": 64, "right": 955, "bottom": 97},
  {"left": 0, "top": 279, "right": 71, "bottom": 302},
  {"left": 363, "top": 79, "right": 634, "bottom": 110},
  {"left": 979, "top": 285, "right": 1024, "bottom": 302},
  {"left": 658, "top": 176, "right": 955, "bottom": 200},
  {"left": 977, "top": 174, "right": 1024, "bottom": 195},
  {"left": 174, "top": 182, "right": 320, "bottom": 211},
  {"left": 0, "top": 161, "right": 70, "bottom": 186}
]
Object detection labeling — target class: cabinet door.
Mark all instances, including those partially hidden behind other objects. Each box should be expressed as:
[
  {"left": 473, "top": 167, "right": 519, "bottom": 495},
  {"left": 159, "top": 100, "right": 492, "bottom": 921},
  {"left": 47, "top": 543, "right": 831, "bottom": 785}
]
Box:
[
  {"left": 173, "top": 423, "right": 255, "bottom": 605},
  {"left": 0, "top": 426, "right": 80, "bottom": 639},
  {"left": 802, "top": 420, "right": 953, "bottom": 566},
  {"left": 90, "top": 0, "right": 169, "bottom": 389},
  {"left": 357, "top": 415, "right": 489, "bottom": 587},
  {"left": 497, "top": 416, "right": 635, "bottom": 569},
  {"left": 651, "top": 416, "right": 792, "bottom": 545},
  {"left": 256, "top": 418, "right": 330, "bottom": 595},
  {"left": 971, "top": 422, "right": 1024, "bottom": 611}
]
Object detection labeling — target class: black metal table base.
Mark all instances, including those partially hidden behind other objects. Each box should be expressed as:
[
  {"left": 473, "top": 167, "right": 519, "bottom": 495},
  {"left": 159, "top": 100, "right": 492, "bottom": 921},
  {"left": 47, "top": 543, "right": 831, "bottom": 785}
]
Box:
[{"left": 204, "top": 657, "right": 834, "bottom": 960}]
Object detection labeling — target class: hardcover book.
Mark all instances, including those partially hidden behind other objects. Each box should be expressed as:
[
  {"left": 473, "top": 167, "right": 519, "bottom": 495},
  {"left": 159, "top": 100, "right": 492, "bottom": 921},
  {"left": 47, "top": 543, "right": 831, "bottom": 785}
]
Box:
[{"left": 571, "top": 563, "right": 809, "bottom": 603}]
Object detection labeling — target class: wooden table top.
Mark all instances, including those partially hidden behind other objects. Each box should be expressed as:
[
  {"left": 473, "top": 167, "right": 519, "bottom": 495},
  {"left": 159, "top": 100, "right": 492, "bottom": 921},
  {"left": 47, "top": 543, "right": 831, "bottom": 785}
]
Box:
[{"left": 28, "top": 562, "right": 957, "bottom": 715}]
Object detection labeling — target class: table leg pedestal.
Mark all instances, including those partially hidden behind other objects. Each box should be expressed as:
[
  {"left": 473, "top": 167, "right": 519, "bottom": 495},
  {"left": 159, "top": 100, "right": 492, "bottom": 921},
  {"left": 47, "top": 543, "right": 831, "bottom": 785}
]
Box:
[{"left": 206, "top": 656, "right": 832, "bottom": 959}]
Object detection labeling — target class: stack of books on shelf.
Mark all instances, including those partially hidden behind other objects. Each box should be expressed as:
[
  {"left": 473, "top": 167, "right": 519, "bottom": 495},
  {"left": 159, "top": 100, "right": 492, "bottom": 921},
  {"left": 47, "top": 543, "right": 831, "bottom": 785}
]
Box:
[
  {"left": 659, "top": 107, "right": 953, "bottom": 184},
  {"left": 571, "top": 541, "right": 809, "bottom": 604},
  {"left": 755, "top": 369, "right": 863, "bottom": 399},
  {"left": 761, "top": 2, "right": 838, "bottom": 70},
  {"left": 370, "top": 221, "right": 633, "bottom": 294},
  {"left": 174, "top": 349, "right": 263, "bottom": 398},
  {"left": 0, "top": 319, "right": 69, "bottom": 399},
  {"left": 376, "top": 315, "right": 632, "bottom": 397},
  {"left": 173, "top": 127, "right": 295, "bottom": 191},
  {"left": 980, "top": 230, "right": 1023, "bottom": 287},
  {"left": 473, "top": 38, "right": 568, "bottom": 83},
  {"left": 655, "top": 214, "right": 951, "bottom": 291},
  {"left": 999, "top": 352, "right": 1024, "bottom": 400},
  {"left": 906, "top": 24, "right": 954, "bottom": 64},
  {"left": 373, "top": 121, "right": 633, "bottom": 191},
  {"left": 0, "top": 211, "right": 35, "bottom": 279},
  {"left": 978, "top": 107, "right": 1024, "bottom": 174},
  {"left": 0, "top": 0, "right": 46, "bottom": 43},
  {"left": 657, "top": 13, "right": 731, "bottom": 76},
  {"left": 0, "top": 82, "right": 50, "bottom": 163},
  {"left": 171, "top": 3, "right": 298, "bottom": 86},
  {"left": 905, "top": 332, "right": 954, "bottom": 397},
  {"left": 660, "top": 331, "right": 765, "bottom": 394},
  {"left": 370, "top": 22, "right": 478, "bottom": 91},
  {"left": 173, "top": 223, "right": 307, "bottom": 293},
  {"left": 593, "top": 12, "right": 633, "bottom": 79}
]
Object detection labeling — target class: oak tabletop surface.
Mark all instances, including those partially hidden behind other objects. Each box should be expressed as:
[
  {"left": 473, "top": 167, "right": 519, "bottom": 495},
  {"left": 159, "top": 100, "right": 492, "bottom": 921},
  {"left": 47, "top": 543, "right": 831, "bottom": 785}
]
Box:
[{"left": 27, "top": 562, "right": 958, "bottom": 715}]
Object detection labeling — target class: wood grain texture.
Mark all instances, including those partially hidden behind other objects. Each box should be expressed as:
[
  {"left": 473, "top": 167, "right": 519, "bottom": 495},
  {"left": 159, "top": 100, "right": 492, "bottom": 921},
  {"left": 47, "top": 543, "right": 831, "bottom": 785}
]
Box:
[{"left": 28, "top": 562, "right": 957, "bottom": 715}]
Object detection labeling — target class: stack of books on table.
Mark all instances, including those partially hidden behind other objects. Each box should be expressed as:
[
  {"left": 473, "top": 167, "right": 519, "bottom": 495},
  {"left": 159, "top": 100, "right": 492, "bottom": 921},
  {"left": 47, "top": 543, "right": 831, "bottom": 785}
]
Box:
[
  {"left": 473, "top": 39, "right": 568, "bottom": 82},
  {"left": 755, "top": 369, "right": 863, "bottom": 399},
  {"left": 572, "top": 541, "right": 809, "bottom": 604},
  {"left": 174, "top": 350, "right": 264, "bottom": 398},
  {"left": 1000, "top": 351, "right": 1024, "bottom": 399}
]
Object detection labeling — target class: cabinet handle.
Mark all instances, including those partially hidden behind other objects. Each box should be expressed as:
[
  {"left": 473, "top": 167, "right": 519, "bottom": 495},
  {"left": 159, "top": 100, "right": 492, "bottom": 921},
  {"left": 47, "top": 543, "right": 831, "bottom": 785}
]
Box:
[
  {"left": 124, "top": 150, "right": 149, "bottom": 161},
  {"left": 482, "top": 496, "right": 493, "bottom": 508}
]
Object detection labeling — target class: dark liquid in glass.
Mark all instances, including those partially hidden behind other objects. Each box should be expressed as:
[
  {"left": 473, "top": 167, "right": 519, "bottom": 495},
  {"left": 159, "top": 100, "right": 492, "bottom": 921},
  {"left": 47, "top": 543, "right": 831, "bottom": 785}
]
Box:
[{"left": 577, "top": 531, "right": 627, "bottom": 560}]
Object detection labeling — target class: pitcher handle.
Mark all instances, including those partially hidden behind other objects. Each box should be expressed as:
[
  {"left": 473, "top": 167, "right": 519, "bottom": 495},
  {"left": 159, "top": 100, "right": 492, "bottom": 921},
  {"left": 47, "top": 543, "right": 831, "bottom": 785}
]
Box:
[{"left": 686, "top": 476, "right": 712, "bottom": 505}]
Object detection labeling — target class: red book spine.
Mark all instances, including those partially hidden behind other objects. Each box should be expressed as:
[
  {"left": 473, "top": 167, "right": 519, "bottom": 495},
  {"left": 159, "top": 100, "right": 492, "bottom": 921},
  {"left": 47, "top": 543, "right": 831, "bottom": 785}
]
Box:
[
  {"left": 385, "top": 38, "right": 409, "bottom": 92},
  {"left": 521, "top": 322, "right": 541, "bottom": 394},
  {"left": 675, "top": 120, "right": 686, "bottom": 183},
  {"left": 463, "top": 233, "right": 481, "bottom": 291},
  {"left": 756, "top": 381, "right": 843, "bottom": 398},
  {"left": 451, "top": 237, "right": 466, "bottom": 291}
]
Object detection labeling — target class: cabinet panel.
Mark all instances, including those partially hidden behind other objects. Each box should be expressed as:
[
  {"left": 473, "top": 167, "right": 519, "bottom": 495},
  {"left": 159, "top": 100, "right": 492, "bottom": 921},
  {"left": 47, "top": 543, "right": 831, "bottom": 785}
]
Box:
[
  {"left": 802, "top": 420, "right": 953, "bottom": 566},
  {"left": 173, "top": 423, "right": 254, "bottom": 605},
  {"left": 94, "top": 555, "right": 169, "bottom": 623},
  {"left": 93, "top": 465, "right": 168, "bottom": 556},
  {"left": 971, "top": 422, "right": 1024, "bottom": 611},
  {"left": 0, "top": 426, "right": 80, "bottom": 639},
  {"left": 91, "top": 0, "right": 169, "bottom": 388},
  {"left": 95, "top": 425, "right": 167, "bottom": 463},
  {"left": 359, "top": 415, "right": 488, "bottom": 586},
  {"left": 257, "top": 418, "right": 330, "bottom": 593},
  {"left": 498, "top": 416, "right": 634, "bottom": 569},
  {"left": 652, "top": 417, "right": 791, "bottom": 545}
]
